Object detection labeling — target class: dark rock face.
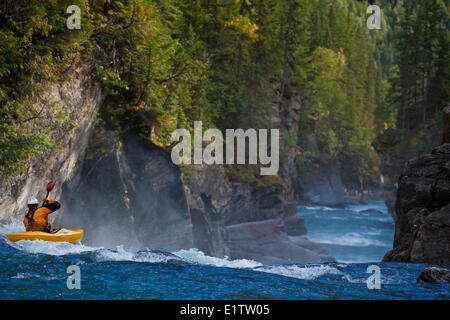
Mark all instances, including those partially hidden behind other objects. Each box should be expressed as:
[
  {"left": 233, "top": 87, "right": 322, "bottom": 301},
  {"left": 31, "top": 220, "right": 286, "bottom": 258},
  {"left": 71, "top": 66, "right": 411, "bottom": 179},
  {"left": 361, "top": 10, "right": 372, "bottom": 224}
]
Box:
[
  {"left": 183, "top": 85, "right": 333, "bottom": 264},
  {"left": 374, "top": 104, "right": 450, "bottom": 217},
  {"left": 294, "top": 129, "right": 372, "bottom": 208},
  {"left": 190, "top": 193, "right": 229, "bottom": 258},
  {"left": 295, "top": 160, "right": 346, "bottom": 207},
  {"left": 56, "top": 129, "right": 194, "bottom": 251},
  {"left": 185, "top": 168, "right": 328, "bottom": 264},
  {"left": 443, "top": 104, "right": 450, "bottom": 144},
  {"left": 224, "top": 183, "right": 287, "bottom": 225},
  {"left": 373, "top": 129, "right": 402, "bottom": 216},
  {"left": 417, "top": 267, "right": 450, "bottom": 283},
  {"left": 273, "top": 86, "right": 302, "bottom": 202},
  {"left": 184, "top": 165, "right": 231, "bottom": 257},
  {"left": 281, "top": 215, "right": 307, "bottom": 236},
  {"left": 383, "top": 143, "right": 450, "bottom": 267}
]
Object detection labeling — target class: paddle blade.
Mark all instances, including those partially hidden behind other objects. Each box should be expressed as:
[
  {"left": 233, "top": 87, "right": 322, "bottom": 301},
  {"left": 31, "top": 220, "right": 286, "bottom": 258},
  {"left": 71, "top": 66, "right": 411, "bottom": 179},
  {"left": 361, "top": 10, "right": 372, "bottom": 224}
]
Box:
[{"left": 46, "top": 180, "right": 56, "bottom": 193}]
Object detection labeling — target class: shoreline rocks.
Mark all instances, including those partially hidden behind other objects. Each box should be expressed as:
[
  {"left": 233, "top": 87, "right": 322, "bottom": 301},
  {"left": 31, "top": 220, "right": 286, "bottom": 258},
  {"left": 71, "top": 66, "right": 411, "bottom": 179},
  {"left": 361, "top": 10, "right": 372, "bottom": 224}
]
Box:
[
  {"left": 226, "top": 219, "right": 334, "bottom": 265},
  {"left": 417, "top": 267, "right": 450, "bottom": 283}
]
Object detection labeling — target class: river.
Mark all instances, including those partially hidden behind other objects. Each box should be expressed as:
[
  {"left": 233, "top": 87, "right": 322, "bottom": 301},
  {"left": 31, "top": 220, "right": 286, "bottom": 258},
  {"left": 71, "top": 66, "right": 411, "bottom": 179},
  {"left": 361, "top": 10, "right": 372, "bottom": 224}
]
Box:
[{"left": 0, "top": 201, "right": 448, "bottom": 299}]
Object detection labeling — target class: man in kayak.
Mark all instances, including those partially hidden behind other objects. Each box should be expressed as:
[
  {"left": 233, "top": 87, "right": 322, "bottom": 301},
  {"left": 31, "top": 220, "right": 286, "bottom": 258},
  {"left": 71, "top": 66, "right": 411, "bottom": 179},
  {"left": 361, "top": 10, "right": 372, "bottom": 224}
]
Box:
[{"left": 24, "top": 197, "right": 61, "bottom": 233}]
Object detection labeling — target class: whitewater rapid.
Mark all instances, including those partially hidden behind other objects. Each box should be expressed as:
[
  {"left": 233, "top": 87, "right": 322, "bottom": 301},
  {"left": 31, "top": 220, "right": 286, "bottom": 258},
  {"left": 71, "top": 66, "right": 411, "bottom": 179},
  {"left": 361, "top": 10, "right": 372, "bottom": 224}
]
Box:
[
  {"left": 297, "top": 201, "right": 395, "bottom": 263},
  {"left": 1, "top": 204, "right": 448, "bottom": 300},
  {"left": 0, "top": 217, "right": 343, "bottom": 282}
]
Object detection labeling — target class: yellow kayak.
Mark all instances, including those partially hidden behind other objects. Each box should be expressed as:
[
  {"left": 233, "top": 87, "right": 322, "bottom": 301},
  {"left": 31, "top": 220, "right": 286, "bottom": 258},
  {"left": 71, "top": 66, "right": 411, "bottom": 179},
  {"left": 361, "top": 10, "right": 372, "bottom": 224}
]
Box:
[{"left": 5, "top": 228, "right": 83, "bottom": 244}]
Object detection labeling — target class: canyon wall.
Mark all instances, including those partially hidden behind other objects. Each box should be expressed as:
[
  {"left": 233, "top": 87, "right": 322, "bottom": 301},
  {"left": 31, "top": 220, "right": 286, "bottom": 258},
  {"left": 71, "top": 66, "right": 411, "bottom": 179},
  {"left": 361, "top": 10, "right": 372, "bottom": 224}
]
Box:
[
  {"left": 0, "top": 54, "right": 101, "bottom": 221},
  {"left": 183, "top": 86, "right": 334, "bottom": 264},
  {"left": 383, "top": 106, "right": 450, "bottom": 267},
  {"left": 0, "top": 53, "right": 332, "bottom": 264}
]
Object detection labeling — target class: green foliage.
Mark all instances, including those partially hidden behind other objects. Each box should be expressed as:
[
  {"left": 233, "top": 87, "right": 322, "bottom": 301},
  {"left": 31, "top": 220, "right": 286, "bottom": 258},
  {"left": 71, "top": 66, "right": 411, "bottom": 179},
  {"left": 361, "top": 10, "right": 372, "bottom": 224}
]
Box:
[
  {"left": 0, "top": 0, "right": 93, "bottom": 175},
  {"left": 225, "top": 165, "right": 282, "bottom": 190},
  {"left": 391, "top": 0, "right": 449, "bottom": 130},
  {"left": 292, "top": 0, "right": 389, "bottom": 189},
  {"left": 0, "top": 97, "right": 54, "bottom": 175},
  {"left": 375, "top": 0, "right": 449, "bottom": 176},
  {"left": 1, "top": 0, "right": 448, "bottom": 193}
]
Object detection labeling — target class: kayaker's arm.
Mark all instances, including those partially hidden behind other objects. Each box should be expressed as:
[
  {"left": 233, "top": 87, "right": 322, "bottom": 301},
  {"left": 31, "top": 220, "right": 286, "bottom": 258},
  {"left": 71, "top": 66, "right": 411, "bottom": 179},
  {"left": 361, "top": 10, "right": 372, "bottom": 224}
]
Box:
[
  {"left": 32, "top": 200, "right": 61, "bottom": 228},
  {"left": 23, "top": 216, "right": 29, "bottom": 231},
  {"left": 42, "top": 199, "right": 61, "bottom": 212}
]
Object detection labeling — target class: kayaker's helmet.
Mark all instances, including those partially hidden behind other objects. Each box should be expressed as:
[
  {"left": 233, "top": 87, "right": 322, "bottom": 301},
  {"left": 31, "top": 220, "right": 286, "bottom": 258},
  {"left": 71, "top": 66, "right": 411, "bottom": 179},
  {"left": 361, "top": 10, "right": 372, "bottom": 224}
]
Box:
[{"left": 27, "top": 197, "right": 39, "bottom": 206}]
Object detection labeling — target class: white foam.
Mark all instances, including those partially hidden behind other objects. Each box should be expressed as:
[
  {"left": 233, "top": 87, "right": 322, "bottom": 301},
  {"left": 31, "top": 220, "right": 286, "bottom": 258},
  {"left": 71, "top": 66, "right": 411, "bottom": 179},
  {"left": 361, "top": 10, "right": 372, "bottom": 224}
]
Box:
[
  {"left": 0, "top": 217, "right": 25, "bottom": 235},
  {"left": 255, "top": 264, "right": 342, "bottom": 280},
  {"left": 313, "top": 232, "right": 387, "bottom": 247},
  {"left": 8, "top": 239, "right": 101, "bottom": 256},
  {"left": 95, "top": 246, "right": 183, "bottom": 264},
  {"left": 346, "top": 203, "right": 388, "bottom": 215},
  {"left": 10, "top": 272, "right": 60, "bottom": 281},
  {"left": 173, "top": 248, "right": 263, "bottom": 269},
  {"left": 304, "top": 206, "right": 337, "bottom": 211},
  {"left": 0, "top": 218, "right": 352, "bottom": 282},
  {"left": 172, "top": 249, "right": 343, "bottom": 281},
  {"left": 12, "top": 273, "right": 32, "bottom": 279},
  {"left": 0, "top": 217, "right": 101, "bottom": 255}
]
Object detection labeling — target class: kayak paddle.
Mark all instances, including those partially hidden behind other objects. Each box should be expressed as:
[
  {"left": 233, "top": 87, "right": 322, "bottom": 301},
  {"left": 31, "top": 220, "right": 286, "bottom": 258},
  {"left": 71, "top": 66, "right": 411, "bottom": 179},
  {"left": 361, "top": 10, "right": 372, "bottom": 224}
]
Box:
[{"left": 43, "top": 180, "right": 56, "bottom": 205}]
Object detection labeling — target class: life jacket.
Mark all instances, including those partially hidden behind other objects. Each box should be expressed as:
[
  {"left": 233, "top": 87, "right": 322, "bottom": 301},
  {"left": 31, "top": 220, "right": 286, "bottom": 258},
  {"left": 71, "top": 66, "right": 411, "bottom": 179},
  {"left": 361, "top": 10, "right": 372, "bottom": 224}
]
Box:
[
  {"left": 24, "top": 208, "right": 46, "bottom": 232},
  {"left": 24, "top": 200, "right": 60, "bottom": 232},
  {"left": 25, "top": 208, "right": 36, "bottom": 224}
]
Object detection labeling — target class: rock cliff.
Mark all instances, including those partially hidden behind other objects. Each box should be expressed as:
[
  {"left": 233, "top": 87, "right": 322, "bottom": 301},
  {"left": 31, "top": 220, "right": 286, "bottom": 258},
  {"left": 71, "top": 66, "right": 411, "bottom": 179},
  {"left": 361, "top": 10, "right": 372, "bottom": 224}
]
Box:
[
  {"left": 55, "top": 127, "right": 194, "bottom": 251},
  {"left": 1, "top": 60, "right": 332, "bottom": 264},
  {"left": 0, "top": 55, "right": 101, "bottom": 220},
  {"left": 183, "top": 85, "right": 334, "bottom": 264},
  {"left": 373, "top": 129, "right": 403, "bottom": 216},
  {"left": 383, "top": 107, "right": 450, "bottom": 267}
]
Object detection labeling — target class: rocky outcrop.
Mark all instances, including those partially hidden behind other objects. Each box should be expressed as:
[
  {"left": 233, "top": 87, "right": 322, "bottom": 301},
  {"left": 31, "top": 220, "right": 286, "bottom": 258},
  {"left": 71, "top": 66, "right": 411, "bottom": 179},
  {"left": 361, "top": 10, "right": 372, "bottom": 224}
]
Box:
[
  {"left": 55, "top": 128, "right": 194, "bottom": 251},
  {"left": 182, "top": 85, "right": 334, "bottom": 264},
  {"left": 443, "top": 104, "right": 450, "bottom": 144},
  {"left": 383, "top": 105, "right": 450, "bottom": 266},
  {"left": 273, "top": 86, "right": 302, "bottom": 202},
  {"left": 295, "top": 159, "right": 346, "bottom": 207},
  {"left": 184, "top": 165, "right": 231, "bottom": 257},
  {"left": 294, "top": 132, "right": 370, "bottom": 207},
  {"left": 0, "top": 55, "right": 101, "bottom": 220},
  {"left": 383, "top": 142, "right": 450, "bottom": 267},
  {"left": 184, "top": 165, "right": 332, "bottom": 264},
  {"left": 0, "top": 50, "right": 195, "bottom": 253},
  {"left": 417, "top": 267, "right": 450, "bottom": 283},
  {"left": 226, "top": 219, "right": 333, "bottom": 264},
  {"left": 374, "top": 105, "right": 450, "bottom": 217},
  {"left": 372, "top": 130, "right": 401, "bottom": 215}
]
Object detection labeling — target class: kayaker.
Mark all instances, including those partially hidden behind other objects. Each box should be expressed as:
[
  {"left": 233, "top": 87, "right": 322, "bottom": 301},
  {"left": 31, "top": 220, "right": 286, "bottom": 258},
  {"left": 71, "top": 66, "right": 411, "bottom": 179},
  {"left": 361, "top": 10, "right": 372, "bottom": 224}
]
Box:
[{"left": 24, "top": 197, "right": 61, "bottom": 233}]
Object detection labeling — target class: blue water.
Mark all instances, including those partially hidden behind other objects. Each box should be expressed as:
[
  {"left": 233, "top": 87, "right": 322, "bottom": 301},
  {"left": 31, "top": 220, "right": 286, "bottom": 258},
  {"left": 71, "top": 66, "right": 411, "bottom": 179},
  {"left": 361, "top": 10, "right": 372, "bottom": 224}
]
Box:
[
  {"left": 0, "top": 202, "right": 449, "bottom": 299},
  {"left": 297, "top": 201, "right": 395, "bottom": 263}
]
